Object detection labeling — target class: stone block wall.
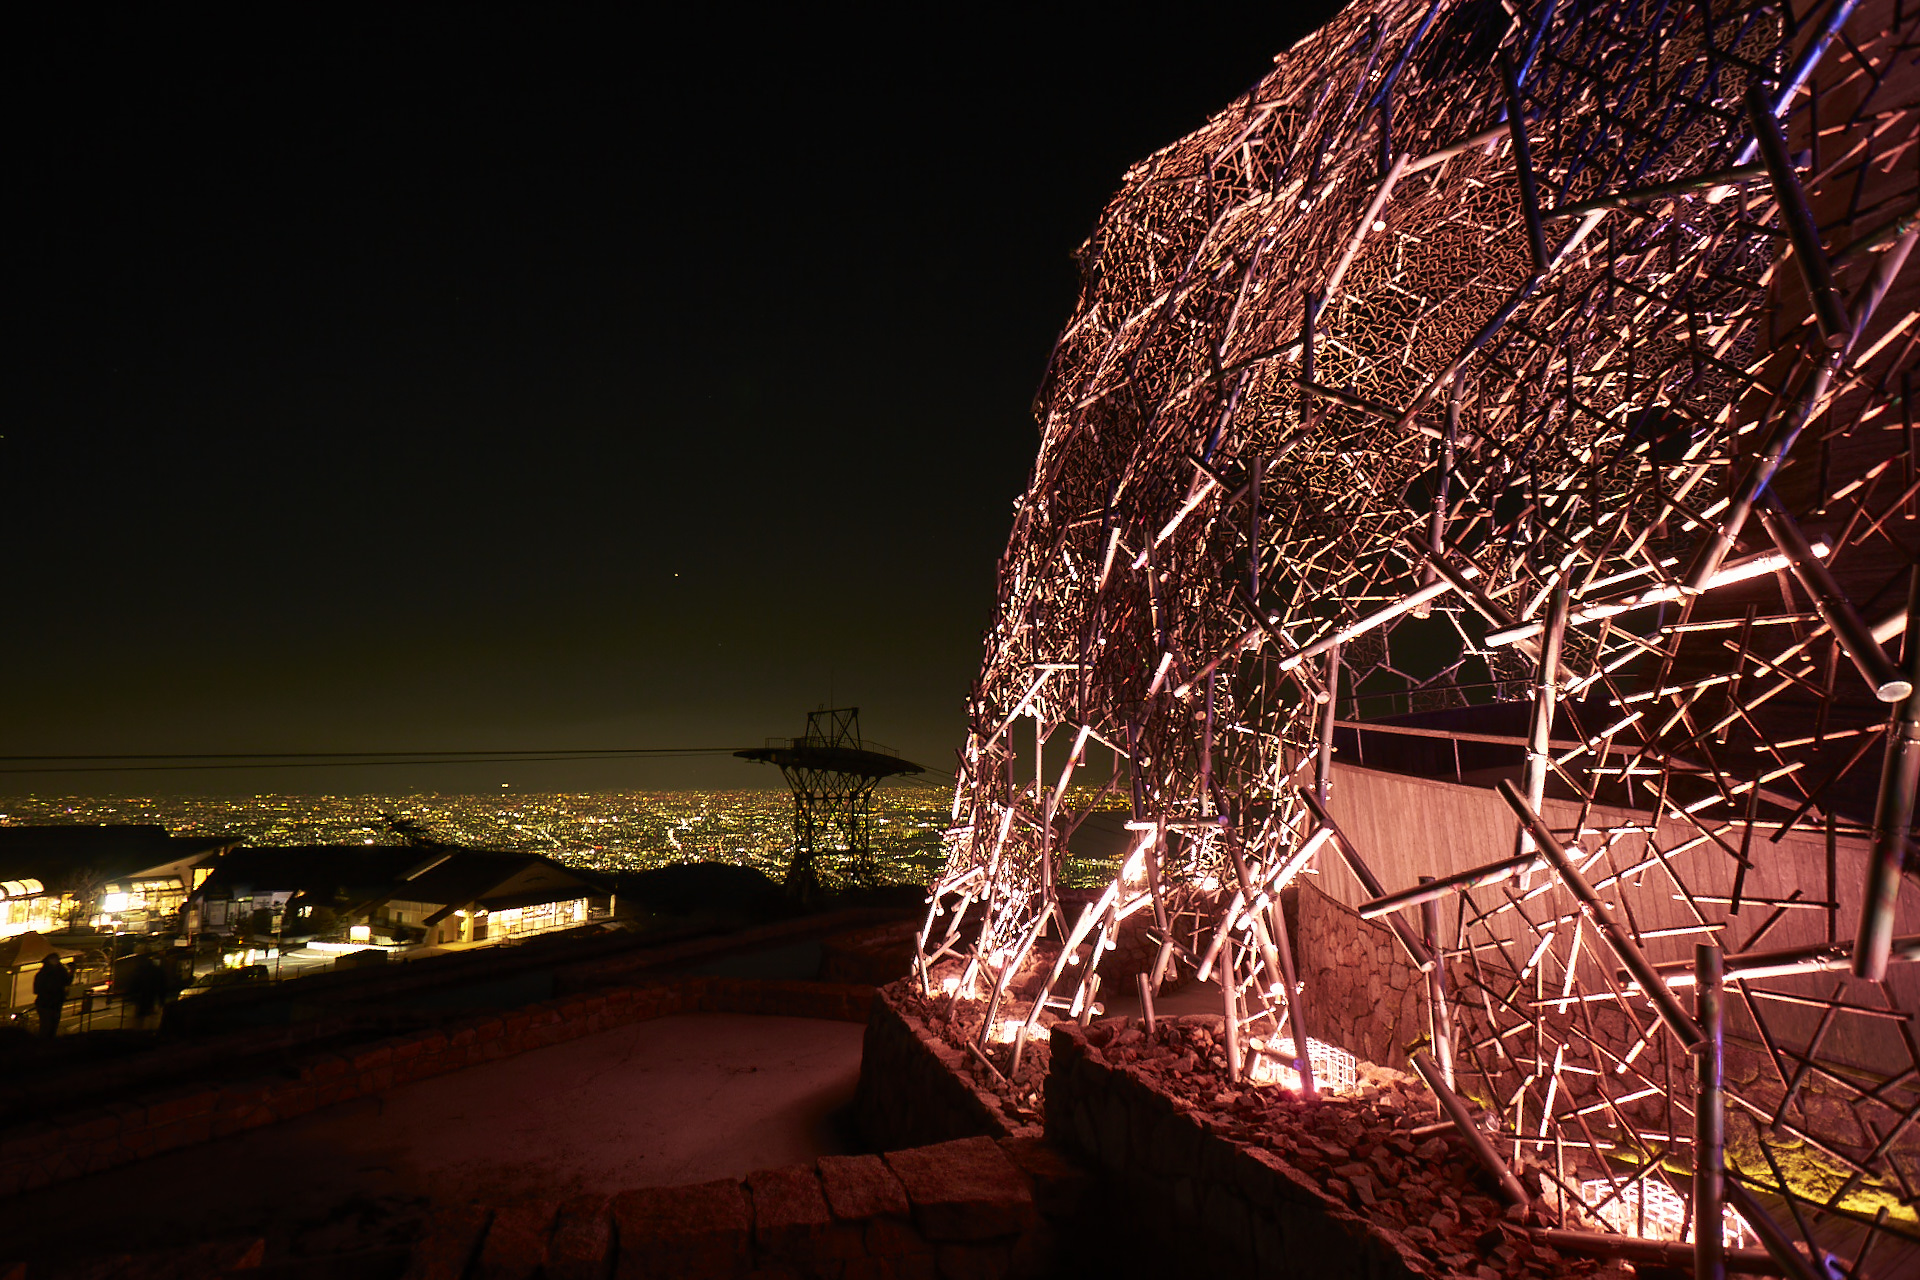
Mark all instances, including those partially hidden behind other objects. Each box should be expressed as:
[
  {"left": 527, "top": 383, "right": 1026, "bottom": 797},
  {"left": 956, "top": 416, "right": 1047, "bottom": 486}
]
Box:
[
  {"left": 1295, "top": 881, "right": 1430, "bottom": 1072},
  {"left": 3, "top": 910, "right": 911, "bottom": 1128},
  {"left": 1045, "top": 1019, "right": 1428, "bottom": 1280},
  {"left": 0, "top": 1235, "right": 270, "bottom": 1280},
  {"left": 818, "top": 920, "right": 918, "bottom": 987},
  {"left": 555, "top": 907, "right": 909, "bottom": 990},
  {"left": 1288, "top": 882, "right": 1890, "bottom": 1210},
  {"left": 378, "top": 1135, "right": 1078, "bottom": 1280},
  {"left": 0, "top": 977, "right": 873, "bottom": 1202},
  {"left": 853, "top": 982, "right": 1041, "bottom": 1152},
  {"left": 0, "top": 1015, "right": 362, "bottom": 1127}
]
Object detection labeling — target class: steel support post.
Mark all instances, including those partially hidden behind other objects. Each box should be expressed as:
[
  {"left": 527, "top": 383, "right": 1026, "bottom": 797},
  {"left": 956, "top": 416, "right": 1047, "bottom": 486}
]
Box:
[
  {"left": 1317, "top": 643, "right": 1340, "bottom": 806},
  {"left": 1721, "top": 1178, "right": 1829, "bottom": 1280},
  {"left": 1421, "top": 876, "right": 1454, "bottom": 1089},
  {"left": 1498, "top": 779, "right": 1704, "bottom": 1049},
  {"left": 1301, "top": 790, "right": 1437, "bottom": 971},
  {"left": 1267, "top": 885, "right": 1316, "bottom": 1097},
  {"left": 1696, "top": 944, "right": 1726, "bottom": 1280},
  {"left": 1410, "top": 1048, "right": 1532, "bottom": 1206},
  {"left": 1856, "top": 566, "right": 1920, "bottom": 979},
  {"left": 1755, "top": 496, "right": 1910, "bottom": 701},
  {"left": 1517, "top": 584, "right": 1569, "bottom": 880}
]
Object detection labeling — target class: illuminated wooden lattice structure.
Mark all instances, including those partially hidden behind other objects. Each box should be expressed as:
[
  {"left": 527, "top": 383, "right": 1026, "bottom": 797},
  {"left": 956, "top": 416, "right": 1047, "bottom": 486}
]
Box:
[{"left": 922, "top": 0, "right": 1920, "bottom": 1271}]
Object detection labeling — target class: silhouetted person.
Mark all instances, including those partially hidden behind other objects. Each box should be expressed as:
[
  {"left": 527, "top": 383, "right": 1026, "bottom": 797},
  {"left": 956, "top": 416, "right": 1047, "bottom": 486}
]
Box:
[
  {"left": 32, "top": 955, "right": 71, "bottom": 1039},
  {"left": 129, "top": 954, "right": 165, "bottom": 1021}
]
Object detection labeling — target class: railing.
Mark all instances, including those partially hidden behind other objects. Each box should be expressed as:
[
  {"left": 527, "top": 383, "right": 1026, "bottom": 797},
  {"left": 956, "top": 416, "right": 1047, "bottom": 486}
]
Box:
[{"left": 763, "top": 735, "right": 902, "bottom": 758}]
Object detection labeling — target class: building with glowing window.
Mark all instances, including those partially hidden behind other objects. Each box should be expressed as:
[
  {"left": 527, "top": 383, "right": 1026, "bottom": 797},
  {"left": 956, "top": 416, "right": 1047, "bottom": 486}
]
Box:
[
  {"left": 186, "top": 845, "right": 608, "bottom": 949},
  {"left": 0, "top": 824, "right": 240, "bottom": 936}
]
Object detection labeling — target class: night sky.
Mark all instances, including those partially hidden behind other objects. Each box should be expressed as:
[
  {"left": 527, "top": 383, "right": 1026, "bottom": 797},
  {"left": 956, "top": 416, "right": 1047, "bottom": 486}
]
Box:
[{"left": 11, "top": 5, "right": 1344, "bottom": 793}]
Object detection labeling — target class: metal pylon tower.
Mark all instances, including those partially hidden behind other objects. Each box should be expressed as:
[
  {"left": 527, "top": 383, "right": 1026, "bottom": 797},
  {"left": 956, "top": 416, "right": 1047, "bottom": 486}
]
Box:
[{"left": 737, "top": 708, "right": 923, "bottom": 896}]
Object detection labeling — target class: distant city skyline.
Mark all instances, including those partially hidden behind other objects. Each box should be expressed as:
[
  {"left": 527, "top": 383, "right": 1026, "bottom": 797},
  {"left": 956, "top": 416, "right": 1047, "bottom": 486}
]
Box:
[{"left": 0, "top": 787, "right": 1126, "bottom": 890}]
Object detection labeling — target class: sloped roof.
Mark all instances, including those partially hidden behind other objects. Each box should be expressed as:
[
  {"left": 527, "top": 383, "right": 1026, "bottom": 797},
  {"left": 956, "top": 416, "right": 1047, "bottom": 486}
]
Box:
[
  {"left": 0, "top": 931, "right": 57, "bottom": 972},
  {"left": 194, "top": 845, "right": 428, "bottom": 904},
  {"left": 194, "top": 845, "right": 605, "bottom": 922},
  {"left": 400, "top": 851, "right": 603, "bottom": 924},
  {"left": 0, "top": 826, "right": 240, "bottom": 888}
]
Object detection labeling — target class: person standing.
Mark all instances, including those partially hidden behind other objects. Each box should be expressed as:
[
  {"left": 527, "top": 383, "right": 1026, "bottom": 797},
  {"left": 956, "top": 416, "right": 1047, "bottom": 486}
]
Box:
[
  {"left": 32, "top": 954, "right": 71, "bottom": 1039},
  {"left": 129, "top": 954, "right": 164, "bottom": 1023}
]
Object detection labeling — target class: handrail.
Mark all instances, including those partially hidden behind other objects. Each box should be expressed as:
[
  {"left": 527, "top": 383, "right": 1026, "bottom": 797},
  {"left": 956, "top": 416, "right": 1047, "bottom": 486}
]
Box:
[{"left": 760, "top": 735, "right": 903, "bottom": 759}]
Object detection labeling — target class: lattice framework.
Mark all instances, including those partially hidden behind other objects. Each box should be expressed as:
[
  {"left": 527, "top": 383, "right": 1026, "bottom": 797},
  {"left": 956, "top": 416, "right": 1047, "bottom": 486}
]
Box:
[{"left": 921, "top": 0, "right": 1920, "bottom": 1270}]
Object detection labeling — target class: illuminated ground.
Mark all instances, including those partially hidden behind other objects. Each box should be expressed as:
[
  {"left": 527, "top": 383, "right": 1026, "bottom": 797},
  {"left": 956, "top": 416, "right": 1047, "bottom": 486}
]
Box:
[{"left": 3, "top": 1012, "right": 864, "bottom": 1267}]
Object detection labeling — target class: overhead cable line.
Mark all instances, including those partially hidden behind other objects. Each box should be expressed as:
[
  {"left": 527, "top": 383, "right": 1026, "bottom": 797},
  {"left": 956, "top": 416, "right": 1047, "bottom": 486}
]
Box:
[
  {"left": 0, "top": 747, "right": 748, "bottom": 761},
  {"left": 0, "top": 748, "right": 749, "bottom": 774}
]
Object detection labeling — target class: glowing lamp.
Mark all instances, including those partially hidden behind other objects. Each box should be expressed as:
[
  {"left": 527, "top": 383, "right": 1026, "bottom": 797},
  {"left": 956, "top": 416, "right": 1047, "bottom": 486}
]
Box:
[{"left": 1246, "top": 1035, "right": 1358, "bottom": 1094}]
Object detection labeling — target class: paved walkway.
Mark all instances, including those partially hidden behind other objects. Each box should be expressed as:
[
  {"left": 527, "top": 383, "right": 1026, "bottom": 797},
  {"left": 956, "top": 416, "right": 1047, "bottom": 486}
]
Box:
[{"left": 4, "top": 1012, "right": 865, "bottom": 1266}]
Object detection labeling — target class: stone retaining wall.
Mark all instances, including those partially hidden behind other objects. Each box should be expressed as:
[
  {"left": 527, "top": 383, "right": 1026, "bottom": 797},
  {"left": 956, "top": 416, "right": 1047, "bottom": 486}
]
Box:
[
  {"left": 556, "top": 909, "right": 908, "bottom": 990},
  {"left": 1045, "top": 1019, "right": 1427, "bottom": 1280},
  {"left": 0, "top": 977, "right": 872, "bottom": 1202},
  {"left": 390, "top": 1134, "right": 1084, "bottom": 1280},
  {"left": 853, "top": 982, "right": 1040, "bottom": 1152},
  {"left": 818, "top": 920, "right": 918, "bottom": 987},
  {"left": 3, "top": 910, "right": 913, "bottom": 1127},
  {"left": 1295, "top": 880, "right": 1429, "bottom": 1072},
  {"left": 0, "top": 1013, "right": 365, "bottom": 1129}
]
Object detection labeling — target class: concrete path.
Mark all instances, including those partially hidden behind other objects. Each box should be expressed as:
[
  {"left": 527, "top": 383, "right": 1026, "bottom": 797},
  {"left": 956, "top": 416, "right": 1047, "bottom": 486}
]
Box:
[
  {"left": 307, "top": 1011, "right": 865, "bottom": 1202},
  {"left": 4, "top": 1012, "right": 865, "bottom": 1266}
]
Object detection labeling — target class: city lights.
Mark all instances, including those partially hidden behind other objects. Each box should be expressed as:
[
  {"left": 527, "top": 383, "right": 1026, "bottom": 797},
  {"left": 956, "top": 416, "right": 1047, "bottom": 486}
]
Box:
[{"left": 0, "top": 790, "right": 962, "bottom": 886}]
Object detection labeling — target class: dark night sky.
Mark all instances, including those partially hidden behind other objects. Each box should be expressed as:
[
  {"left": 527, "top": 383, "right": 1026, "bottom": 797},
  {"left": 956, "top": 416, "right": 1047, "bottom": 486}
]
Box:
[{"left": 9, "top": 5, "right": 1344, "bottom": 793}]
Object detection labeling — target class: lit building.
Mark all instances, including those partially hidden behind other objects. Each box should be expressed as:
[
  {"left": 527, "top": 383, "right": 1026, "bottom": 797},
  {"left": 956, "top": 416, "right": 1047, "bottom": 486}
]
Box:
[
  {"left": 0, "top": 930, "right": 67, "bottom": 1013},
  {"left": 0, "top": 879, "right": 57, "bottom": 940},
  {"left": 186, "top": 845, "right": 609, "bottom": 950},
  {"left": 377, "top": 848, "right": 603, "bottom": 945},
  {"left": 0, "top": 825, "right": 241, "bottom": 935}
]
